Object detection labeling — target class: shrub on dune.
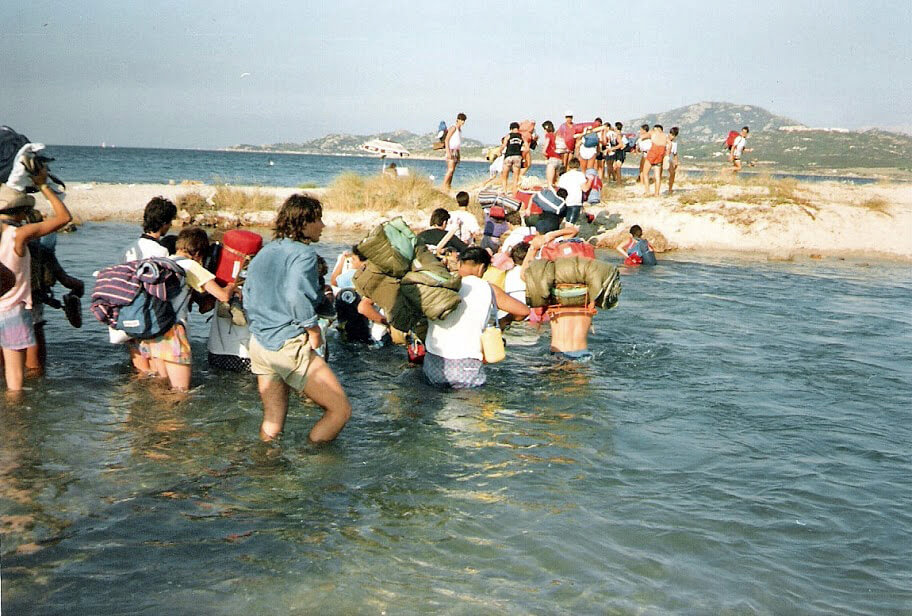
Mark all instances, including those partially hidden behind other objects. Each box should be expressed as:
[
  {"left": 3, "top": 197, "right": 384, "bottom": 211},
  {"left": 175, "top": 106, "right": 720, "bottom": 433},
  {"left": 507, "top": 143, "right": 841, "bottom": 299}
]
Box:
[{"left": 324, "top": 172, "right": 453, "bottom": 214}]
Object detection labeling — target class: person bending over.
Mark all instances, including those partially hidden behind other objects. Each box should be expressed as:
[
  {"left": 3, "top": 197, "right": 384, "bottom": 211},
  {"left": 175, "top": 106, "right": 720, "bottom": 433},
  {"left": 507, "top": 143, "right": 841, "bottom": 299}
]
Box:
[
  {"left": 417, "top": 208, "right": 468, "bottom": 256},
  {"left": 244, "top": 194, "right": 352, "bottom": 442},
  {"left": 423, "top": 247, "right": 530, "bottom": 388}
]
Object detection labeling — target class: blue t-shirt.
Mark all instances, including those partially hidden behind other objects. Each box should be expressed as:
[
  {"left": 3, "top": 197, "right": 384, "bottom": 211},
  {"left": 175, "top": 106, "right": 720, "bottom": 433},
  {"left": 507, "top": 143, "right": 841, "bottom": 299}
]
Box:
[{"left": 243, "top": 239, "right": 321, "bottom": 351}]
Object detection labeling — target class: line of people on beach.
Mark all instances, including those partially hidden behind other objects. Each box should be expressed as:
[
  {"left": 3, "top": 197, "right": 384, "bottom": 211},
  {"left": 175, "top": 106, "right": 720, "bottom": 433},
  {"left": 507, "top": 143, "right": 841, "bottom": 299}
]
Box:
[
  {"left": 442, "top": 111, "right": 753, "bottom": 194},
  {"left": 2, "top": 136, "right": 658, "bottom": 447}
]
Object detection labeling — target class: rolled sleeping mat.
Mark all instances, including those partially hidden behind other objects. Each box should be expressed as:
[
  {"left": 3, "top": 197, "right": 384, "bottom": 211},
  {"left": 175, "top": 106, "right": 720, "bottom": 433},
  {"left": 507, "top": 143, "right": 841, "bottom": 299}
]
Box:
[{"left": 523, "top": 259, "right": 555, "bottom": 308}]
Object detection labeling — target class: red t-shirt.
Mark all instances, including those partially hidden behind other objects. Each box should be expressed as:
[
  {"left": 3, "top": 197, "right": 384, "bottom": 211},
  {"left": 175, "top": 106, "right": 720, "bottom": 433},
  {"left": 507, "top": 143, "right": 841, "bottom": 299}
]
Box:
[{"left": 543, "top": 133, "right": 558, "bottom": 159}]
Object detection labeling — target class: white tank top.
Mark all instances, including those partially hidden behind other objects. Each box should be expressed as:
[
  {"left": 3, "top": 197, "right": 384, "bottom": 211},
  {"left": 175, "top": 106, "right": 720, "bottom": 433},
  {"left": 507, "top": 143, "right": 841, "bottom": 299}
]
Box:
[
  {"left": 0, "top": 224, "right": 32, "bottom": 311},
  {"left": 449, "top": 126, "right": 462, "bottom": 151},
  {"left": 426, "top": 276, "right": 492, "bottom": 360}
]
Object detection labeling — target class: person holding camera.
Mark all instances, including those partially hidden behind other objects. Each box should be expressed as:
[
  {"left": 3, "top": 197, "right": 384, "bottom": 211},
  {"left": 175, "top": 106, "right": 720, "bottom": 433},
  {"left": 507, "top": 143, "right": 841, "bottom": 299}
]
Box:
[{"left": 0, "top": 163, "right": 73, "bottom": 395}]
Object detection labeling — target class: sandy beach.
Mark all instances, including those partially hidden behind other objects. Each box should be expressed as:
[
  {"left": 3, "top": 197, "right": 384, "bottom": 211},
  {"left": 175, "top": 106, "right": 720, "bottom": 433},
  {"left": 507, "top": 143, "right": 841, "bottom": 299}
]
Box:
[{"left": 54, "top": 177, "right": 912, "bottom": 261}]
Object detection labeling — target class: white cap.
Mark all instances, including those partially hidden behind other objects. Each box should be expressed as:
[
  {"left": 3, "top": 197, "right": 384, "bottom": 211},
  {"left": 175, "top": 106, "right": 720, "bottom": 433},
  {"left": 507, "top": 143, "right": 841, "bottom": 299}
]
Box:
[{"left": 564, "top": 110, "right": 573, "bottom": 117}]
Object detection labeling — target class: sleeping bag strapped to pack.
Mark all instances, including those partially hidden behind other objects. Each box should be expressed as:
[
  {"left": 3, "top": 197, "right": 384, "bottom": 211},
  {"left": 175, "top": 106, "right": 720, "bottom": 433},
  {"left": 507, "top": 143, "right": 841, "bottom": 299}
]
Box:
[
  {"left": 724, "top": 130, "right": 739, "bottom": 150},
  {"left": 540, "top": 238, "right": 596, "bottom": 261},
  {"left": 524, "top": 256, "right": 621, "bottom": 310},
  {"left": 356, "top": 217, "right": 417, "bottom": 278},
  {"left": 213, "top": 229, "right": 263, "bottom": 284},
  {"left": 399, "top": 245, "right": 462, "bottom": 321},
  {"left": 478, "top": 189, "right": 499, "bottom": 207},
  {"left": 532, "top": 188, "right": 566, "bottom": 216}
]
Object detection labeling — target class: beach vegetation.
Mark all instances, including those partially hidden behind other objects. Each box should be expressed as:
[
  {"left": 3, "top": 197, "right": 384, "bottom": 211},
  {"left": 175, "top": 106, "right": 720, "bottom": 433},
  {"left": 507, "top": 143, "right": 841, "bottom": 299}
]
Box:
[
  {"left": 324, "top": 172, "right": 453, "bottom": 214},
  {"left": 857, "top": 196, "right": 891, "bottom": 215},
  {"left": 678, "top": 187, "right": 720, "bottom": 205},
  {"left": 298, "top": 182, "right": 319, "bottom": 189}
]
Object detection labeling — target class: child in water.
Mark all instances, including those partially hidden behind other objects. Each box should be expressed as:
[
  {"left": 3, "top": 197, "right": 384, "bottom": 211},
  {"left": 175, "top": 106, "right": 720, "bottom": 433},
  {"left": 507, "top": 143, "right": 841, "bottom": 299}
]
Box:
[{"left": 615, "top": 225, "right": 656, "bottom": 265}]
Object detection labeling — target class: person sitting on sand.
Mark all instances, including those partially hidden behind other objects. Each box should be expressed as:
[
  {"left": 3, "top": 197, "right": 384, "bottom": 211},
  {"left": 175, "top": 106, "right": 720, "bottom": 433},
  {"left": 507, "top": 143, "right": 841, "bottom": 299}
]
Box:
[
  {"left": 423, "top": 247, "right": 530, "bottom": 389},
  {"left": 641, "top": 124, "right": 667, "bottom": 197},
  {"left": 139, "top": 227, "right": 237, "bottom": 391},
  {"left": 0, "top": 170, "right": 73, "bottom": 394},
  {"left": 615, "top": 224, "right": 657, "bottom": 265},
  {"left": 417, "top": 208, "right": 468, "bottom": 256},
  {"left": 243, "top": 194, "right": 351, "bottom": 443},
  {"left": 730, "top": 126, "right": 751, "bottom": 173},
  {"left": 481, "top": 206, "right": 511, "bottom": 253},
  {"left": 446, "top": 191, "right": 480, "bottom": 245}
]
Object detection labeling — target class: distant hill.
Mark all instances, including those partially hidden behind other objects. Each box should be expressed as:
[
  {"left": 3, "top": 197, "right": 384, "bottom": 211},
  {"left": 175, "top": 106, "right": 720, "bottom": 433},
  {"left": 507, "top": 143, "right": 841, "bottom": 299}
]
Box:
[
  {"left": 228, "top": 102, "right": 912, "bottom": 173},
  {"left": 625, "top": 101, "right": 799, "bottom": 144}
]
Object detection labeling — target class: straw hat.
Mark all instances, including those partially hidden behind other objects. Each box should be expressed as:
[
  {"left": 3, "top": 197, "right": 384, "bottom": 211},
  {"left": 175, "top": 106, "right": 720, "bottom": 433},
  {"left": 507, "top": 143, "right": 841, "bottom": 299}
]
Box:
[{"left": 0, "top": 184, "right": 35, "bottom": 213}]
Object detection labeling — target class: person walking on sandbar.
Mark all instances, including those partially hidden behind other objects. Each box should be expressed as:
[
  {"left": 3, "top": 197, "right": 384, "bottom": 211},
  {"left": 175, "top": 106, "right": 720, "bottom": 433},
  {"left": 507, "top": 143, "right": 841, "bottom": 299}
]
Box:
[{"left": 442, "top": 113, "right": 466, "bottom": 191}]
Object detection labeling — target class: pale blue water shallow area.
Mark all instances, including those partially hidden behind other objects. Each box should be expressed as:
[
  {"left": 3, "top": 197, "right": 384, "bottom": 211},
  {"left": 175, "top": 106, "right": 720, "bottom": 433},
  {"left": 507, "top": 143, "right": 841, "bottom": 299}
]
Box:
[
  {"left": 44, "top": 145, "right": 884, "bottom": 188},
  {"left": 2, "top": 223, "right": 910, "bottom": 614}
]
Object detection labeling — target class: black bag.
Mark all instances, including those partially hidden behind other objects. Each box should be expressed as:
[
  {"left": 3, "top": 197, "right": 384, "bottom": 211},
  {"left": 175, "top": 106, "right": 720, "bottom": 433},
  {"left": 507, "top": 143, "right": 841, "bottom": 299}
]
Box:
[{"left": 0, "top": 126, "right": 29, "bottom": 184}]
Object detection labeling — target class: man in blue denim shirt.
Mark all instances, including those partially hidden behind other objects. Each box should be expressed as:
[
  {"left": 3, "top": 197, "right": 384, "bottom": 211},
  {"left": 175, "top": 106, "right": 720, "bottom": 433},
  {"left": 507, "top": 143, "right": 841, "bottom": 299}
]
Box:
[{"left": 244, "top": 194, "right": 351, "bottom": 443}]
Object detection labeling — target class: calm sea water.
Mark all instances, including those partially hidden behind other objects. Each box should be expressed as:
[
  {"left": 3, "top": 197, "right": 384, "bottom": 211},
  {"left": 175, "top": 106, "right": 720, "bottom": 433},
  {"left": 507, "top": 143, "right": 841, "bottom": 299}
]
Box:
[
  {"left": 2, "top": 223, "right": 910, "bottom": 614},
  {"left": 42, "top": 145, "right": 881, "bottom": 188}
]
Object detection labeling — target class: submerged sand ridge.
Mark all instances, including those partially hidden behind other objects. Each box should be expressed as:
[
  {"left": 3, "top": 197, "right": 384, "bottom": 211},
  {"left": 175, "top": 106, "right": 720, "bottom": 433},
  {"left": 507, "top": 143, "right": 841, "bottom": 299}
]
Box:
[{"left": 54, "top": 178, "right": 912, "bottom": 260}]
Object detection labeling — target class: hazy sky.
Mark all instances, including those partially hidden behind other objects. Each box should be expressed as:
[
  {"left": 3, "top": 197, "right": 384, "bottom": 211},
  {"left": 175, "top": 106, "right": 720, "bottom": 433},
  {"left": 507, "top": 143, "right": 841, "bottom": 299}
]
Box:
[{"left": 3, "top": 0, "right": 910, "bottom": 148}]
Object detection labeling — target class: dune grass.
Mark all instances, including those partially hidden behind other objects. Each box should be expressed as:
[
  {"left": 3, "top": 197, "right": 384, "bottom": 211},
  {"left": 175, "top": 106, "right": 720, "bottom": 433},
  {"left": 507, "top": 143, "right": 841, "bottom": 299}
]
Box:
[
  {"left": 324, "top": 172, "right": 453, "bottom": 214},
  {"left": 678, "top": 187, "right": 721, "bottom": 205},
  {"left": 176, "top": 186, "right": 277, "bottom": 218},
  {"left": 857, "top": 196, "right": 891, "bottom": 215}
]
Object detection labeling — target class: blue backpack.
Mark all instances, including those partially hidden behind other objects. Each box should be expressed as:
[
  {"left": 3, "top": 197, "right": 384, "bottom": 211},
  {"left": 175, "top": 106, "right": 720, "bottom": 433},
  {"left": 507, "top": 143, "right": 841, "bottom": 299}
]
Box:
[
  {"left": 116, "top": 289, "right": 178, "bottom": 339},
  {"left": 583, "top": 132, "right": 599, "bottom": 148}
]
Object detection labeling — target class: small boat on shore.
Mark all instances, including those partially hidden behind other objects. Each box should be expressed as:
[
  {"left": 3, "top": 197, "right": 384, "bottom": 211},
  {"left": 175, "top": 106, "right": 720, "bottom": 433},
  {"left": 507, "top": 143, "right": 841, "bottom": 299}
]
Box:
[{"left": 358, "top": 139, "right": 410, "bottom": 158}]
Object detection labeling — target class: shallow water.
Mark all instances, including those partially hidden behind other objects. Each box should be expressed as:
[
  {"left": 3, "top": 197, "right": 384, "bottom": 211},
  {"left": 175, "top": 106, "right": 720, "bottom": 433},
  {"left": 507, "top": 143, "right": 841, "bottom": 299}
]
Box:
[
  {"left": 45, "top": 145, "right": 885, "bottom": 188},
  {"left": 2, "top": 224, "right": 911, "bottom": 615}
]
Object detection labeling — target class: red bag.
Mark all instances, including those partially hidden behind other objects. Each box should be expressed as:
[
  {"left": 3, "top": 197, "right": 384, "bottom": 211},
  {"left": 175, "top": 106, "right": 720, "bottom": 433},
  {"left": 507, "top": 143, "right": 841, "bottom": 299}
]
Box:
[
  {"left": 407, "top": 340, "right": 426, "bottom": 364},
  {"left": 625, "top": 253, "right": 643, "bottom": 266},
  {"left": 724, "top": 130, "right": 739, "bottom": 150},
  {"left": 541, "top": 238, "right": 595, "bottom": 261},
  {"left": 214, "top": 229, "right": 263, "bottom": 284}
]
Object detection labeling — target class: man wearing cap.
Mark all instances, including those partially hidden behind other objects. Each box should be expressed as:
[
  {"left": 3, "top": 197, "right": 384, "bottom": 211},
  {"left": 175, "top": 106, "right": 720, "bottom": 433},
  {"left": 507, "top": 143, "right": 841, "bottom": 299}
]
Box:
[
  {"left": 0, "top": 166, "right": 73, "bottom": 394},
  {"left": 556, "top": 111, "right": 577, "bottom": 169}
]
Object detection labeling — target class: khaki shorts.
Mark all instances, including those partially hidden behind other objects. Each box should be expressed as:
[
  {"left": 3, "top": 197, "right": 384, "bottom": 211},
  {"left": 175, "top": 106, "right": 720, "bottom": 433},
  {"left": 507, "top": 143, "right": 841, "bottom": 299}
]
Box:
[{"left": 249, "top": 333, "right": 313, "bottom": 392}]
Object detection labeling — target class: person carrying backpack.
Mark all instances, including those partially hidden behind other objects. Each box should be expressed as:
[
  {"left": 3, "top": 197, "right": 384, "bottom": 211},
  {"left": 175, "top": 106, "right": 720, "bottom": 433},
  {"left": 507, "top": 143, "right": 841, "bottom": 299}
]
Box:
[
  {"left": 139, "top": 227, "right": 238, "bottom": 391},
  {"left": 0, "top": 164, "right": 73, "bottom": 395}
]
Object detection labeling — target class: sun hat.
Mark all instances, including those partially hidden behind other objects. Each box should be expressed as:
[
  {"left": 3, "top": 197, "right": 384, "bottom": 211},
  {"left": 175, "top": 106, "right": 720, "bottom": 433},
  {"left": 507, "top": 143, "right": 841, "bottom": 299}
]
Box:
[
  {"left": 0, "top": 184, "right": 35, "bottom": 213},
  {"left": 564, "top": 110, "right": 573, "bottom": 117}
]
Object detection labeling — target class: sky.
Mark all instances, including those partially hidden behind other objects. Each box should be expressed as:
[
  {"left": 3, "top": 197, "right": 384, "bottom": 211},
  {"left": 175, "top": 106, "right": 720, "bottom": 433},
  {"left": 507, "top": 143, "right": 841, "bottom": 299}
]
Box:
[{"left": 2, "top": 0, "right": 910, "bottom": 148}]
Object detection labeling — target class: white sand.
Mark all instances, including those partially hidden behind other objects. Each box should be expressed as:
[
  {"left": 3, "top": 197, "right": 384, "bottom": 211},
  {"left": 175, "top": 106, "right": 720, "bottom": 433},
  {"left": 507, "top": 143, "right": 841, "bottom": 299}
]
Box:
[{"left": 51, "top": 179, "right": 912, "bottom": 260}]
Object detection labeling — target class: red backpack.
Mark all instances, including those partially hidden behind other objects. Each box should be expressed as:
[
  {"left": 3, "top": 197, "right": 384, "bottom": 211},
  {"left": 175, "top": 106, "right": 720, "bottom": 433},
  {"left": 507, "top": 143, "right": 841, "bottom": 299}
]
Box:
[
  {"left": 724, "top": 130, "right": 739, "bottom": 150},
  {"left": 541, "top": 238, "right": 595, "bottom": 261}
]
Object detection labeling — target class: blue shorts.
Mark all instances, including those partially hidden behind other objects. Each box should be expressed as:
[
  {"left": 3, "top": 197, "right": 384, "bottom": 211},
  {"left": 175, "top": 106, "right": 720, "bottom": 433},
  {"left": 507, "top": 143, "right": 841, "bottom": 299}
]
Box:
[{"left": 0, "top": 304, "right": 36, "bottom": 350}]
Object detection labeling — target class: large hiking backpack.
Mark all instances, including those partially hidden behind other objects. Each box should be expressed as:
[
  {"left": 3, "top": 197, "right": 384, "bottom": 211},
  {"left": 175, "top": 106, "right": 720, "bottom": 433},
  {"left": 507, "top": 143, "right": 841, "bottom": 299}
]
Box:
[
  {"left": 0, "top": 126, "right": 30, "bottom": 184},
  {"left": 541, "top": 238, "right": 596, "bottom": 261},
  {"left": 724, "top": 130, "right": 739, "bottom": 150},
  {"left": 91, "top": 258, "right": 185, "bottom": 339},
  {"left": 623, "top": 133, "right": 638, "bottom": 153}
]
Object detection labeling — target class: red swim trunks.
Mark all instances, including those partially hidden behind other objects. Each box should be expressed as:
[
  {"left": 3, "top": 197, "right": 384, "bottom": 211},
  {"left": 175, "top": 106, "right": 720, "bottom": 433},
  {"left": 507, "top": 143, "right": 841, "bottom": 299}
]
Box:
[{"left": 646, "top": 145, "right": 666, "bottom": 165}]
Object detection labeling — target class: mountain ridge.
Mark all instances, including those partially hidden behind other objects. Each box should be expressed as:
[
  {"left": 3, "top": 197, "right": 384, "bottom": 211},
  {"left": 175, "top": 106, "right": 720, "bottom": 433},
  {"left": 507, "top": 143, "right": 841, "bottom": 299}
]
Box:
[{"left": 228, "top": 102, "right": 912, "bottom": 172}]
